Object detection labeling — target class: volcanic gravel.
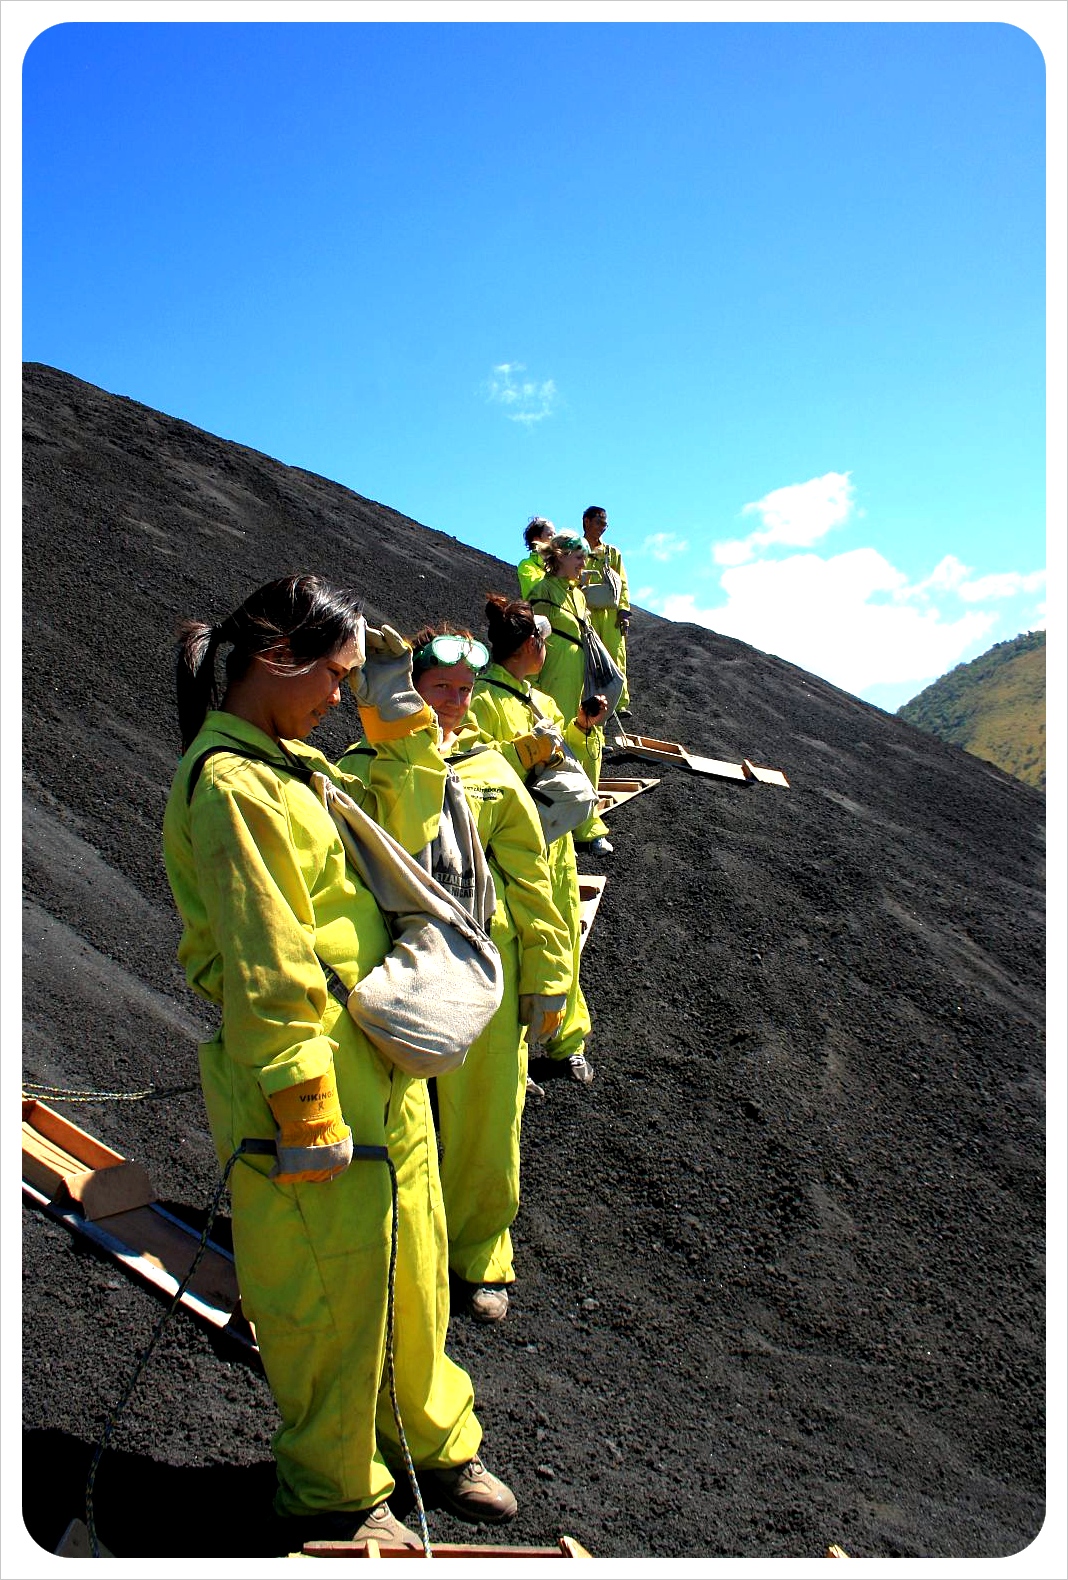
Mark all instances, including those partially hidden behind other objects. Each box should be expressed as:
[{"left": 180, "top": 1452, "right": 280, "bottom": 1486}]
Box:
[{"left": 21, "top": 363, "right": 1045, "bottom": 1561}]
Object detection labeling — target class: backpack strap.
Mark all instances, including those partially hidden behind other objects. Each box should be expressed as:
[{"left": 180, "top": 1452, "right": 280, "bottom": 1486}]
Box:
[
  {"left": 480, "top": 675, "right": 546, "bottom": 720},
  {"left": 185, "top": 741, "right": 314, "bottom": 804},
  {"left": 527, "top": 599, "right": 584, "bottom": 648},
  {"left": 446, "top": 743, "right": 493, "bottom": 767},
  {"left": 184, "top": 741, "right": 372, "bottom": 1009}
]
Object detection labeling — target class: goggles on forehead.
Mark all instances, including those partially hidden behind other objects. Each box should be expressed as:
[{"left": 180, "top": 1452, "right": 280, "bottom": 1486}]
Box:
[
  {"left": 556, "top": 536, "right": 588, "bottom": 555},
  {"left": 414, "top": 634, "right": 490, "bottom": 671}
]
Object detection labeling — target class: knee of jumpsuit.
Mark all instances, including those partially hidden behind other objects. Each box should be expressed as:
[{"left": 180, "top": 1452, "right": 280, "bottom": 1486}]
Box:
[
  {"left": 434, "top": 930, "right": 523, "bottom": 1286},
  {"left": 572, "top": 724, "right": 609, "bottom": 843},
  {"left": 374, "top": 1073, "right": 483, "bottom": 1472},
  {"left": 228, "top": 1028, "right": 479, "bottom": 1516},
  {"left": 541, "top": 833, "right": 591, "bottom": 1060}
]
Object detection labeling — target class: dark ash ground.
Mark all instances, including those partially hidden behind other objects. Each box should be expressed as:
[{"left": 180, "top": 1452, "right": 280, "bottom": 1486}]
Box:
[{"left": 21, "top": 364, "right": 1046, "bottom": 1563}]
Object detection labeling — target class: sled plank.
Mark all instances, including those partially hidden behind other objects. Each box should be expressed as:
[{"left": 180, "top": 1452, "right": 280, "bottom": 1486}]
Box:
[
  {"left": 684, "top": 754, "right": 749, "bottom": 780},
  {"left": 301, "top": 1534, "right": 591, "bottom": 1557},
  {"left": 742, "top": 759, "right": 791, "bottom": 788},
  {"left": 576, "top": 876, "right": 606, "bottom": 952},
  {"left": 597, "top": 776, "right": 660, "bottom": 814},
  {"left": 22, "top": 1100, "right": 249, "bottom": 1344}
]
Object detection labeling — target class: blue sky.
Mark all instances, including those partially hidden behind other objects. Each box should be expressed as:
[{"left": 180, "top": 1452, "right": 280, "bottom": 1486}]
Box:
[{"left": 13, "top": 9, "right": 1056, "bottom": 710}]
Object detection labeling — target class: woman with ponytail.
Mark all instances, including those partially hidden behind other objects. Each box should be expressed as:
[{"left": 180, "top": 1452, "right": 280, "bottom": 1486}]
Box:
[
  {"left": 463, "top": 594, "right": 599, "bottom": 1088},
  {"left": 163, "top": 575, "right": 515, "bottom": 1546}
]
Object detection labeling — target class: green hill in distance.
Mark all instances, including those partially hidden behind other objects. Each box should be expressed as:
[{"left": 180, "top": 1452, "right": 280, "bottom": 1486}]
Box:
[{"left": 897, "top": 630, "right": 1046, "bottom": 790}]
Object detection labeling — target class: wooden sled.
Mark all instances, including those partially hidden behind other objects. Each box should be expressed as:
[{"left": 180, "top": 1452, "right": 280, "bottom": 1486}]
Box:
[
  {"left": 22, "top": 1099, "right": 254, "bottom": 1350},
  {"left": 300, "top": 1534, "right": 592, "bottom": 1558},
  {"left": 576, "top": 876, "right": 606, "bottom": 952},
  {"left": 596, "top": 776, "right": 660, "bottom": 816},
  {"left": 608, "top": 732, "right": 789, "bottom": 788}
]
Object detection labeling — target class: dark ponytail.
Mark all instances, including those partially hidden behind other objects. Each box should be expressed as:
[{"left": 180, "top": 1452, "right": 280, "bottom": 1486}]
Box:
[
  {"left": 174, "top": 574, "right": 363, "bottom": 750},
  {"left": 484, "top": 593, "right": 536, "bottom": 665}
]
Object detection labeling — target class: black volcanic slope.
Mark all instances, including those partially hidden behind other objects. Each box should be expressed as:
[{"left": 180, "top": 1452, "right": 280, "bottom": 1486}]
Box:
[{"left": 21, "top": 363, "right": 1045, "bottom": 1560}]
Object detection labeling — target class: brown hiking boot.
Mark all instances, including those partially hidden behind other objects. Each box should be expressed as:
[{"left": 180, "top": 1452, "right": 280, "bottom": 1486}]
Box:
[{"left": 422, "top": 1455, "right": 517, "bottom": 1523}]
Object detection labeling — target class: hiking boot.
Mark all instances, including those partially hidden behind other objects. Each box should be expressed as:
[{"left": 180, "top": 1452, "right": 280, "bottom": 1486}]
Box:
[
  {"left": 300, "top": 1502, "right": 421, "bottom": 1551},
  {"left": 422, "top": 1455, "right": 517, "bottom": 1524},
  {"left": 585, "top": 836, "right": 613, "bottom": 856},
  {"left": 468, "top": 1283, "right": 509, "bottom": 1322},
  {"left": 566, "top": 1053, "right": 594, "bottom": 1085},
  {"left": 525, "top": 1074, "right": 546, "bottom": 1102}
]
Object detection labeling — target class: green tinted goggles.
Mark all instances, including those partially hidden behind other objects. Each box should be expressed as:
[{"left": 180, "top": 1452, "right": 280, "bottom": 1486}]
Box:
[{"left": 414, "top": 634, "right": 490, "bottom": 671}]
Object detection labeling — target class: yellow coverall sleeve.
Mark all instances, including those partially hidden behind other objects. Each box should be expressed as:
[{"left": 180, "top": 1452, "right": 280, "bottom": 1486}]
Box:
[
  {"left": 466, "top": 678, "right": 593, "bottom": 790},
  {"left": 517, "top": 554, "right": 546, "bottom": 599},
  {"left": 477, "top": 766, "right": 572, "bottom": 999},
  {"left": 190, "top": 773, "right": 338, "bottom": 1097},
  {"left": 334, "top": 722, "right": 447, "bottom": 856},
  {"left": 461, "top": 692, "right": 526, "bottom": 779},
  {"left": 611, "top": 544, "right": 631, "bottom": 612}
]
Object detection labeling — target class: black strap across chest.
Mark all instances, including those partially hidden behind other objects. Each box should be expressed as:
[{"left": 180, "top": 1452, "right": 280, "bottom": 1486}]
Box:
[
  {"left": 185, "top": 741, "right": 315, "bottom": 804},
  {"left": 527, "top": 598, "right": 585, "bottom": 648},
  {"left": 481, "top": 675, "right": 544, "bottom": 718}
]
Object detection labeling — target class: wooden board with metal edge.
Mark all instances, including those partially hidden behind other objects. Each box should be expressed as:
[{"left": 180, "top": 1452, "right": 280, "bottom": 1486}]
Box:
[
  {"left": 596, "top": 776, "right": 660, "bottom": 816},
  {"left": 608, "top": 731, "right": 788, "bottom": 787},
  {"left": 22, "top": 1098, "right": 255, "bottom": 1351}
]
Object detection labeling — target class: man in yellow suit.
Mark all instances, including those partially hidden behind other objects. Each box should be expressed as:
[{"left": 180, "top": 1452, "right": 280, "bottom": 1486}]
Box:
[{"left": 581, "top": 505, "right": 632, "bottom": 717}]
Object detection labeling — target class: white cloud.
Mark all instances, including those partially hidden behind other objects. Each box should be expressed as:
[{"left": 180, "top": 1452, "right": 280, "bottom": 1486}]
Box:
[
  {"left": 908, "top": 554, "right": 971, "bottom": 595},
  {"left": 956, "top": 568, "right": 1046, "bottom": 603},
  {"left": 714, "top": 471, "right": 855, "bottom": 566},
  {"left": 645, "top": 470, "right": 1045, "bottom": 698},
  {"left": 483, "top": 362, "right": 558, "bottom": 425},
  {"left": 904, "top": 557, "right": 1046, "bottom": 604},
  {"left": 641, "top": 531, "right": 689, "bottom": 561},
  {"left": 656, "top": 546, "right": 998, "bottom": 694}
]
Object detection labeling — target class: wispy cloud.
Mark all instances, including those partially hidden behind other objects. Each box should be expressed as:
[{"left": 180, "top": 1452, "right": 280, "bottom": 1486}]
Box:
[
  {"left": 956, "top": 568, "right": 1046, "bottom": 603},
  {"left": 641, "top": 531, "right": 689, "bottom": 562},
  {"left": 714, "top": 471, "right": 855, "bottom": 566},
  {"left": 483, "top": 362, "right": 558, "bottom": 426},
  {"left": 901, "top": 554, "right": 1047, "bottom": 604}
]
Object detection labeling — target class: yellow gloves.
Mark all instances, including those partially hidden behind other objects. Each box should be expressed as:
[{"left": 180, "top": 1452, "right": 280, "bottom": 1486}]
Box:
[
  {"left": 513, "top": 731, "right": 558, "bottom": 772},
  {"left": 349, "top": 624, "right": 435, "bottom": 743},
  {"left": 267, "top": 1070, "right": 353, "bottom": 1183},
  {"left": 518, "top": 993, "right": 568, "bottom": 1045}
]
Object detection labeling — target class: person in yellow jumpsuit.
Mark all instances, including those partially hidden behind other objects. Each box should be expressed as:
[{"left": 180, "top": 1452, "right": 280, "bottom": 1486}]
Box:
[
  {"left": 526, "top": 534, "right": 613, "bottom": 856},
  {"left": 582, "top": 504, "right": 632, "bottom": 716},
  {"left": 162, "top": 575, "right": 516, "bottom": 1549},
  {"left": 461, "top": 594, "right": 602, "bottom": 1089},
  {"left": 516, "top": 516, "right": 554, "bottom": 599},
  {"left": 343, "top": 625, "right": 572, "bottom": 1324}
]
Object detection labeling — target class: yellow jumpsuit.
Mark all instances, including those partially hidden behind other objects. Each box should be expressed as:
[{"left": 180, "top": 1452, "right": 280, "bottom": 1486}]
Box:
[
  {"left": 517, "top": 551, "right": 548, "bottom": 600},
  {"left": 461, "top": 663, "right": 593, "bottom": 1065},
  {"left": 339, "top": 738, "right": 572, "bottom": 1287},
  {"left": 162, "top": 710, "right": 481, "bottom": 1520},
  {"left": 584, "top": 541, "right": 631, "bottom": 712},
  {"left": 525, "top": 573, "right": 610, "bottom": 843}
]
